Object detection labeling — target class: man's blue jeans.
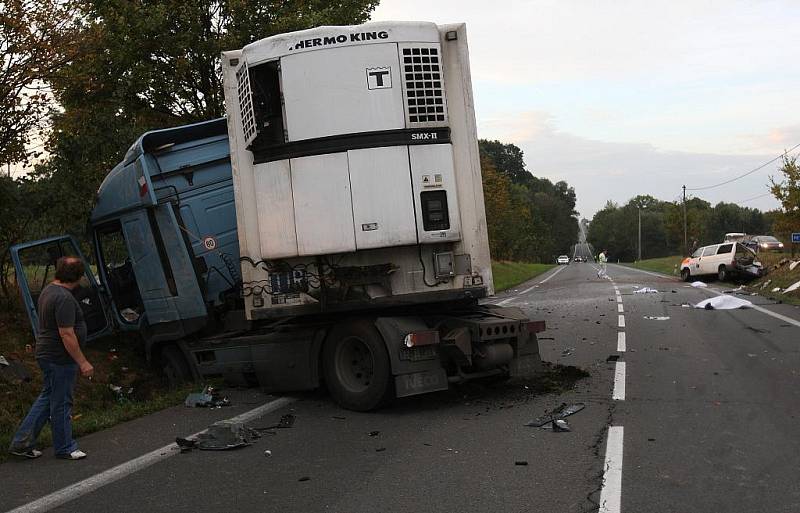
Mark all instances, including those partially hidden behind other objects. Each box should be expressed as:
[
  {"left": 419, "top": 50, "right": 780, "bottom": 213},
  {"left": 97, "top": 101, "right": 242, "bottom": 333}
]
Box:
[{"left": 9, "top": 360, "right": 79, "bottom": 456}]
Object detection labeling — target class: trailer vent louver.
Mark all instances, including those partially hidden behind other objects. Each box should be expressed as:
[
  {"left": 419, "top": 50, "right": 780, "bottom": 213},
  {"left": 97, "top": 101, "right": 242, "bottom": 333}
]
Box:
[
  {"left": 401, "top": 46, "right": 447, "bottom": 124},
  {"left": 236, "top": 64, "right": 257, "bottom": 146}
]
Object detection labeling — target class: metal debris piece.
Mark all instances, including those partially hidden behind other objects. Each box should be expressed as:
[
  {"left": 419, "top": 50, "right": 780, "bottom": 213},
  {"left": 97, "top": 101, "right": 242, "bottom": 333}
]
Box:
[
  {"left": 184, "top": 386, "right": 230, "bottom": 408},
  {"left": 643, "top": 316, "right": 670, "bottom": 320},
  {"left": 368, "top": 430, "right": 380, "bottom": 437},
  {"left": 552, "top": 419, "right": 571, "bottom": 432},
  {"left": 633, "top": 287, "right": 659, "bottom": 294},
  {"left": 561, "top": 348, "right": 575, "bottom": 357},
  {"left": 525, "top": 403, "right": 585, "bottom": 428}
]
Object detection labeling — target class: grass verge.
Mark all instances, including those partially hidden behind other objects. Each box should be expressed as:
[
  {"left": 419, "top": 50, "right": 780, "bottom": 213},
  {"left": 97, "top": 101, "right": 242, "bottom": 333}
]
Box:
[
  {"left": 0, "top": 311, "right": 195, "bottom": 464},
  {"left": 623, "top": 255, "right": 683, "bottom": 277},
  {"left": 492, "top": 261, "right": 556, "bottom": 292}
]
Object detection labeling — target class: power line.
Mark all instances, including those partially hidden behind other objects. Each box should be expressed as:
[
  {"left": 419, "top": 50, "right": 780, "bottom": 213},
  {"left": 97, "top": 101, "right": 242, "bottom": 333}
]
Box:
[
  {"left": 737, "top": 191, "right": 773, "bottom": 204},
  {"left": 686, "top": 142, "right": 800, "bottom": 191}
]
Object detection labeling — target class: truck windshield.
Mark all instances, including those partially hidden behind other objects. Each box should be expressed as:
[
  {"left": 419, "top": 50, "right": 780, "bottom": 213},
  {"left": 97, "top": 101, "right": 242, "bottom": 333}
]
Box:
[{"left": 96, "top": 222, "right": 144, "bottom": 323}]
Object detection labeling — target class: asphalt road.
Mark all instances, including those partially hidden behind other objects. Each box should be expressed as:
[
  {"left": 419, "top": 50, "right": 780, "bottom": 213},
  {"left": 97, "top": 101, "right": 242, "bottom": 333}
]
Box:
[{"left": 3, "top": 247, "right": 800, "bottom": 513}]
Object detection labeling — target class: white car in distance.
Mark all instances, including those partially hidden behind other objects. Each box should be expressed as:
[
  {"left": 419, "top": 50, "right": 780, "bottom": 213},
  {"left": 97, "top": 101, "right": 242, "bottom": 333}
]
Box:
[{"left": 557, "top": 255, "right": 570, "bottom": 265}]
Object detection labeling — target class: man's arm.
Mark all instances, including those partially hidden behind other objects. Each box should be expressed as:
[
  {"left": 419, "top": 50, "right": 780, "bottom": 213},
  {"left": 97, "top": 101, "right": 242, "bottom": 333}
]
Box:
[{"left": 59, "top": 327, "right": 94, "bottom": 378}]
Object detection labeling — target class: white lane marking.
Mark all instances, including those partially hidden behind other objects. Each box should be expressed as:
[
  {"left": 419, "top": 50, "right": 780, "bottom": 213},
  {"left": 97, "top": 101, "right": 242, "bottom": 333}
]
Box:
[
  {"left": 497, "top": 265, "right": 567, "bottom": 305},
  {"left": 7, "top": 397, "right": 296, "bottom": 513},
  {"left": 599, "top": 426, "right": 625, "bottom": 513},
  {"left": 612, "top": 361, "right": 626, "bottom": 400},
  {"left": 696, "top": 287, "right": 800, "bottom": 328},
  {"left": 613, "top": 263, "right": 676, "bottom": 280},
  {"left": 616, "top": 294, "right": 622, "bottom": 303},
  {"left": 617, "top": 303, "right": 624, "bottom": 313},
  {"left": 618, "top": 315, "right": 625, "bottom": 328},
  {"left": 617, "top": 332, "right": 626, "bottom": 352}
]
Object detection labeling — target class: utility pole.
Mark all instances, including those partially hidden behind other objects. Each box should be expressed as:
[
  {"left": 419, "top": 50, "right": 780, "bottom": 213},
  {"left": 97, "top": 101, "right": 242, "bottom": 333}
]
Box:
[
  {"left": 637, "top": 204, "right": 647, "bottom": 260},
  {"left": 682, "top": 185, "right": 687, "bottom": 256}
]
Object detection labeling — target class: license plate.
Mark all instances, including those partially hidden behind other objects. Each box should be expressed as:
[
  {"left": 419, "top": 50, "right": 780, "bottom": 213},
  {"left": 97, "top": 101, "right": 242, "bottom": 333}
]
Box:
[{"left": 394, "top": 368, "right": 448, "bottom": 398}]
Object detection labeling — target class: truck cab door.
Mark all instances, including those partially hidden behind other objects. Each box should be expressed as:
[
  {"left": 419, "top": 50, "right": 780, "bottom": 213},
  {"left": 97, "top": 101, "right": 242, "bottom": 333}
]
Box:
[{"left": 10, "top": 235, "right": 114, "bottom": 341}]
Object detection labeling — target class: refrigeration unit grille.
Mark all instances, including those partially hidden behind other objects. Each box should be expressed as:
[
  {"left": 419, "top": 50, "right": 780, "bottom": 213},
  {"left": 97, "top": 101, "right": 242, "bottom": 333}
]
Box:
[
  {"left": 236, "top": 64, "right": 257, "bottom": 145},
  {"left": 401, "top": 47, "right": 446, "bottom": 124}
]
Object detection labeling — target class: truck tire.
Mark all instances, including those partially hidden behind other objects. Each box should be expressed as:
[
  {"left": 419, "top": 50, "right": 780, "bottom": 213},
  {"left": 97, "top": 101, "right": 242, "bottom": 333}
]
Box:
[
  {"left": 718, "top": 265, "right": 727, "bottom": 282},
  {"left": 323, "top": 320, "right": 392, "bottom": 411},
  {"left": 681, "top": 268, "right": 691, "bottom": 282},
  {"left": 161, "top": 345, "right": 192, "bottom": 387}
]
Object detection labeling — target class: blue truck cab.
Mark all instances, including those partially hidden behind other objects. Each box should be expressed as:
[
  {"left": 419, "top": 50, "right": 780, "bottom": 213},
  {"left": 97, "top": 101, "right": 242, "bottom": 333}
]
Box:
[{"left": 12, "top": 119, "right": 241, "bottom": 375}]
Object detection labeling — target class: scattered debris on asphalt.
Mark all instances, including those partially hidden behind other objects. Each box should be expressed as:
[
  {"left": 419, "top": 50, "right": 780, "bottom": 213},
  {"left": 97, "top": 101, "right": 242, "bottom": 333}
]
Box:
[
  {"left": 693, "top": 296, "right": 753, "bottom": 310},
  {"left": 690, "top": 281, "right": 708, "bottom": 288},
  {"left": 746, "top": 326, "right": 770, "bottom": 334},
  {"left": 264, "top": 450, "right": 272, "bottom": 456},
  {"left": 606, "top": 355, "right": 620, "bottom": 362},
  {"left": 525, "top": 402, "right": 585, "bottom": 428},
  {"left": 551, "top": 419, "right": 571, "bottom": 432},
  {"left": 633, "top": 287, "right": 659, "bottom": 294},
  {"left": 515, "top": 460, "right": 529, "bottom": 466},
  {"left": 368, "top": 430, "right": 380, "bottom": 437},
  {"left": 261, "top": 413, "right": 296, "bottom": 430},
  {"left": 561, "top": 348, "right": 575, "bottom": 357},
  {"left": 184, "top": 386, "right": 230, "bottom": 408},
  {"left": 643, "top": 316, "right": 670, "bottom": 320},
  {"left": 375, "top": 447, "right": 386, "bottom": 452},
  {"left": 723, "top": 286, "right": 746, "bottom": 294},
  {"left": 332, "top": 416, "right": 346, "bottom": 420},
  {"left": 298, "top": 476, "right": 311, "bottom": 482},
  {"left": 177, "top": 421, "right": 263, "bottom": 452}
]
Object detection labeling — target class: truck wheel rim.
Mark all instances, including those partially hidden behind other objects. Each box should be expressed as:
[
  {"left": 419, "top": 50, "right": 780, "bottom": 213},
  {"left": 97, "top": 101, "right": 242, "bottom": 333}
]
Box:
[{"left": 335, "top": 336, "right": 374, "bottom": 393}]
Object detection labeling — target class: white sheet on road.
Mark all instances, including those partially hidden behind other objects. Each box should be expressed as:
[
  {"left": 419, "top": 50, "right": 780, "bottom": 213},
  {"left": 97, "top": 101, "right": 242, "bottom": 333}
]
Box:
[
  {"left": 694, "top": 295, "right": 753, "bottom": 310},
  {"left": 690, "top": 281, "right": 708, "bottom": 288}
]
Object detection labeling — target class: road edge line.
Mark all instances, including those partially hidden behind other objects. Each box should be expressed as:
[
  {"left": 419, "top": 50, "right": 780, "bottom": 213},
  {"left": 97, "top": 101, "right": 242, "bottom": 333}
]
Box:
[
  {"left": 5, "top": 396, "right": 296, "bottom": 513},
  {"left": 497, "top": 265, "right": 567, "bottom": 305}
]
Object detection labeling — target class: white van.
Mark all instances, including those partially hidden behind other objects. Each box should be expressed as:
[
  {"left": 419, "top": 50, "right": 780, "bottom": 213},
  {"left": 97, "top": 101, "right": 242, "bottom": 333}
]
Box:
[{"left": 680, "top": 242, "right": 762, "bottom": 282}]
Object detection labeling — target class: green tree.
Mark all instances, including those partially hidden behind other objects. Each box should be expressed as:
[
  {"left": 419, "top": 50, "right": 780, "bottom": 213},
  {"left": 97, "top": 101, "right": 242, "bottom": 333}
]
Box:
[
  {"left": 0, "top": 0, "right": 80, "bottom": 169},
  {"left": 769, "top": 154, "right": 800, "bottom": 239}
]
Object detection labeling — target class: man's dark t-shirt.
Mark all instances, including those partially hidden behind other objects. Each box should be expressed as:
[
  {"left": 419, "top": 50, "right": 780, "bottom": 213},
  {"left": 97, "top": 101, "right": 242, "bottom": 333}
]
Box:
[{"left": 35, "top": 283, "right": 87, "bottom": 364}]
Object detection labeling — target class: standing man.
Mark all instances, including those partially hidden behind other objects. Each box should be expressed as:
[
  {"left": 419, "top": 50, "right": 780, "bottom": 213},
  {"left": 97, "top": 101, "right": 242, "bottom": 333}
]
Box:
[
  {"left": 598, "top": 249, "right": 608, "bottom": 278},
  {"left": 9, "top": 257, "right": 94, "bottom": 460}
]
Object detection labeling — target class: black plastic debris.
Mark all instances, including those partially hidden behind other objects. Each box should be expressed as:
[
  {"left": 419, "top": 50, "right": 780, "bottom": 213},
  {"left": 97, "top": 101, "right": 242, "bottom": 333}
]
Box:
[
  {"left": 606, "top": 355, "right": 620, "bottom": 362},
  {"left": 261, "top": 414, "right": 296, "bottom": 430},
  {"left": 196, "top": 421, "right": 261, "bottom": 450},
  {"left": 368, "top": 430, "right": 380, "bottom": 437},
  {"left": 515, "top": 461, "right": 528, "bottom": 466},
  {"left": 184, "top": 386, "right": 230, "bottom": 408},
  {"left": 525, "top": 403, "right": 585, "bottom": 428},
  {"left": 0, "top": 357, "right": 32, "bottom": 385},
  {"left": 745, "top": 326, "right": 770, "bottom": 334},
  {"left": 298, "top": 477, "right": 310, "bottom": 482},
  {"left": 375, "top": 447, "right": 386, "bottom": 452}
]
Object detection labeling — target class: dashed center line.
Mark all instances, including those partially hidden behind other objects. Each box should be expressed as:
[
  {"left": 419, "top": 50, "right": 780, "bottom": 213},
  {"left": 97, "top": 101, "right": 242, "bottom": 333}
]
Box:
[
  {"left": 618, "top": 315, "right": 625, "bottom": 328},
  {"left": 612, "top": 361, "right": 626, "bottom": 400},
  {"left": 617, "top": 332, "right": 626, "bottom": 352},
  {"left": 617, "top": 303, "right": 624, "bottom": 313},
  {"left": 599, "top": 426, "right": 624, "bottom": 513}
]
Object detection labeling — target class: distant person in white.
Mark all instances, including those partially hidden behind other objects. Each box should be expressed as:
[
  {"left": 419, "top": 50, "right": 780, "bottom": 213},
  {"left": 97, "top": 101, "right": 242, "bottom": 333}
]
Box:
[{"left": 598, "top": 250, "right": 608, "bottom": 278}]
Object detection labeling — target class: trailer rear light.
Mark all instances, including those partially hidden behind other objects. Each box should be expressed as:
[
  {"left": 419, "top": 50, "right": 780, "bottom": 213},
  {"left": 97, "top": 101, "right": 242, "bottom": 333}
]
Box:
[
  {"left": 404, "top": 330, "right": 439, "bottom": 348},
  {"left": 525, "top": 320, "right": 546, "bottom": 333}
]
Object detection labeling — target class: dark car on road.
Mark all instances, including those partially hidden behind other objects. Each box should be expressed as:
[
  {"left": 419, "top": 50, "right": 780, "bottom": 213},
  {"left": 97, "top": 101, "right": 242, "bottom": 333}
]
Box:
[{"left": 748, "top": 235, "right": 784, "bottom": 252}]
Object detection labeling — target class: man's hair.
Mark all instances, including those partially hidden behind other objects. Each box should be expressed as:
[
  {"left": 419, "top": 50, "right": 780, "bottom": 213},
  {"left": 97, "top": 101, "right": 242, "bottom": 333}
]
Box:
[{"left": 55, "top": 257, "right": 85, "bottom": 283}]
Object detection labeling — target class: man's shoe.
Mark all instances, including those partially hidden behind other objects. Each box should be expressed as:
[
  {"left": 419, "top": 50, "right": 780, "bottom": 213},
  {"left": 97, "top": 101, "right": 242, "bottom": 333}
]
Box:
[
  {"left": 56, "top": 450, "right": 86, "bottom": 460},
  {"left": 9, "top": 448, "right": 43, "bottom": 459}
]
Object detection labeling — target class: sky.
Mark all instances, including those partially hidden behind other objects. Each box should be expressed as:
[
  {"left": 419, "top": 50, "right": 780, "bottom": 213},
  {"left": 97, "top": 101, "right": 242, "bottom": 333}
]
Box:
[{"left": 372, "top": 0, "right": 800, "bottom": 218}]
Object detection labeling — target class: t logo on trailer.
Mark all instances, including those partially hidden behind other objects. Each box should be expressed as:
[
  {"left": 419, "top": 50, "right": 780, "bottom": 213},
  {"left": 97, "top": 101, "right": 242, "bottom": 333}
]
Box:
[{"left": 366, "top": 67, "right": 392, "bottom": 89}]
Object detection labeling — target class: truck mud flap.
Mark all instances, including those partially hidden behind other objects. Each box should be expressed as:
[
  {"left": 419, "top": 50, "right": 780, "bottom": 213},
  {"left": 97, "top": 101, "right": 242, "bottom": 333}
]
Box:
[{"left": 395, "top": 368, "right": 448, "bottom": 398}]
